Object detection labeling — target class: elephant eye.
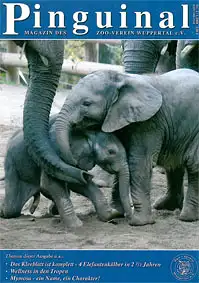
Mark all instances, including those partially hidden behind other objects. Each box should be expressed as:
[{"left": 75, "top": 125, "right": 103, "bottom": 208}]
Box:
[
  {"left": 83, "top": 101, "right": 92, "bottom": 107},
  {"left": 108, "top": 149, "right": 116, "bottom": 155}
]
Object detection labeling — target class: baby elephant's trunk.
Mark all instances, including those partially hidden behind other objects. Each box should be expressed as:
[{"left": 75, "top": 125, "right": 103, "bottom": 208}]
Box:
[{"left": 118, "top": 162, "right": 133, "bottom": 221}]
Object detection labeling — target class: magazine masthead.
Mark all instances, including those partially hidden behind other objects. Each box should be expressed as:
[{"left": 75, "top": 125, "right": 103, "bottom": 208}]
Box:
[{"left": 3, "top": 3, "right": 190, "bottom": 35}]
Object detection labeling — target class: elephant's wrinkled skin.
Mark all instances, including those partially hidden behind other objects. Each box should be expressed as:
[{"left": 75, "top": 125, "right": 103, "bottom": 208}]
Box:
[
  {"left": 56, "top": 68, "right": 199, "bottom": 226},
  {"left": 176, "top": 40, "right": 199, "bottom": 72},
  {"left": 122, "top": 40, "right": 198, "bottom": 74},
  {"left": 14, "top": 40, "right": 198, "bottom": 190},
  {"left": 14, "top": 40, "right": 89, "bottom": 185},
  {"left": 0, "top": 117, "right": 132, "bottom": 228}
]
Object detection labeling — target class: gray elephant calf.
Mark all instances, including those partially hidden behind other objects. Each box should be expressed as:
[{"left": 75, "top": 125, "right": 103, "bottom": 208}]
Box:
[
  {"left": 55, "top": 68, "right": 199, "bottom": 226},
  {"left": 0, "top": 116, "right": 132, "bottom": 229}
]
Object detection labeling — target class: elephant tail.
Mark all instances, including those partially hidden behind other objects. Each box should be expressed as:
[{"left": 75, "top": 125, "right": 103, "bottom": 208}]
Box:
[
  {"left": 29, "top": 192, "right": 41, "bottom": 214},
  {"left": 0, "top": 176, "right": 5, "bottom": 181}
]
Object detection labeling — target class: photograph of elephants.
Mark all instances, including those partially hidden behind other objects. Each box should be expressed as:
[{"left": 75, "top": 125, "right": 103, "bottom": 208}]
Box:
[{"left": 0, "top": 39, "right": 198, "bottom": 250}]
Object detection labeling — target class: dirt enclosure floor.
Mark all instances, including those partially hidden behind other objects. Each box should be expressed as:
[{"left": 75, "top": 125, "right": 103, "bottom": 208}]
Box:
[{"left": 0, "top": 84, "right": 198, "bottom": 250}]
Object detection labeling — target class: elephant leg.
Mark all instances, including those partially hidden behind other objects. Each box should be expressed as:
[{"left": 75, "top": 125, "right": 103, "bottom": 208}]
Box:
[
  {"left": 153, "top": 167, "right": 184, "bottom": 211},
  {"left": 0, "top": 178, "right": 40, "bottom": 218},
  {"left": 179, "top": 170, "right": 199, "bottom": 222},
  {"left": 126, "top": 127, "right": 164, "bottom": 226},
  {"left": 40, "top": 171, "right": 83, "bottom": 229},
  {"left": 127, "top": 158, "right": 155, "bottom": 226},
  {"left": 40, "top": 188, "right": 59, "bottom": 215},
  {"left": 68, "top": 181, "right": 113, "bottom": 222},
  {"left": 41, "top": 186, "right": 71, "bottom": 217},
  {"left": 129, "top": 162, "right": 155, "bottom": 226}
]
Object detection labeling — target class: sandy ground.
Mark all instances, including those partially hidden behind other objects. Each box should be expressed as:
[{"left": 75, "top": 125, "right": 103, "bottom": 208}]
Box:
[{"left": 0, "top": 84, "right": 198, "bottom": 250}]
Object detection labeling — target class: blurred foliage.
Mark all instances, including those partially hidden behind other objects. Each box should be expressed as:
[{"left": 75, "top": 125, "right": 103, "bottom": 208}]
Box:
[
  {"left": 99, "top": 44, "right": 122, "bottom": 65},
  {"left": 0, "top": 41, "right": 7, "bottom": 84},
  {"left": 0, "top": 40, "right": 7, "bottom": 52},
  {"left": 0, "top": 72, "right": 6, "bottom": 84},
  {"left": 0, "top": 40, "right": 122, "bottom": 89},
  {"left": 61, "top": 40, "right": 122, "bottom": 89},
  {"left": 64, "top": 40, "right": 122, "bottom": 65},
  {"left": 64, "top": 41, "right": 85, "bottom": 61}
]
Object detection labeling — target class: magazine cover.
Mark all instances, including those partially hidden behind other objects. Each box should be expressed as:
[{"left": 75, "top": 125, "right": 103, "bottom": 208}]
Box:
[{"left": 0, "top": 0, "right": 198, "bottom": 282}]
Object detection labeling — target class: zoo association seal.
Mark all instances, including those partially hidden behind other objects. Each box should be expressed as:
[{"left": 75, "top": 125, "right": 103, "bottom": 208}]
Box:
[{"left": 170, "top": 254, "right": 198, "bottom": 281}]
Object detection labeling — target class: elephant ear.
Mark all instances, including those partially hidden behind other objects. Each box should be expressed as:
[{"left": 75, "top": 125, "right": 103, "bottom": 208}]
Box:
[{"left": 102, "top": 76, "right": 162, "bottom": 132}]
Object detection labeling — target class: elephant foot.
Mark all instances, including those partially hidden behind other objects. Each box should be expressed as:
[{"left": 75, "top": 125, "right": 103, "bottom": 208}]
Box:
[
  {"left": 62, "top": 214, "right": 83, "bottom": 230},
  {"left": 128, "top": 212, "right": 155, "bottom": 226},
  {"left": 0, "top": 201, "right": 21, "bottom": 219},
  {"left": 97, "top": 207, "right": 125, "bottom": 222},
  {"left": 111, "top": 201, "right": 124, "bottom": 216},
  {"left": 153, "top": 194, "right": 183, "bottom": 211},
  {"left": 96, "top": 205, "right": 123, "bottom": 222},
  {"left": 179, "top": 207, "right": 199, "bottom": 222},
  {"left": 94, "top": 198, "right": 124, "bottom": 222},
  {"left": 97, "top": 209, "right": 113, "bottom": 222},
  {"left": 110, "top": 208, "right": 125, "bottom": 219},
  {"left": 0, "top": 211, "right": 21, "bottom": 219}
]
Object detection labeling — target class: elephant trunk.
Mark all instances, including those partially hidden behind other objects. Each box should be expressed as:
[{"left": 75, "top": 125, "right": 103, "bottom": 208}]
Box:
[
  {"left": 122, "top": 40, "right": 167, "bottom": 74},
  {"left": 118, "top": 162, "right": 133, "bottom": 221},
  {"left": 55, "top": 103, "right": 77, "bottom": 166},
  {"left": 23, "top": 44, "right": 89, "bottom": 184},
  {"left": 55, "top": 101, "right": 77, "bottom": 165}
]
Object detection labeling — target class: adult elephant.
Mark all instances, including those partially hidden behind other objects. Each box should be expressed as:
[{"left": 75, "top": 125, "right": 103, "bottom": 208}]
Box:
[
  {"left": 14, "top": 40, "right": 89, "bottom": 184},
  {"left": 122, "top": 40, "right": 198, "bottom": 74},
  {"left": 55, "top": 68, "right": 199, "bottom": 226}
]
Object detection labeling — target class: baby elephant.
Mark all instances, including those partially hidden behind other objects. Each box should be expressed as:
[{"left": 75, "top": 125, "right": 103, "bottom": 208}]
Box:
[{"left": 0, "top": 117, "right": 132, "bottom": 229}]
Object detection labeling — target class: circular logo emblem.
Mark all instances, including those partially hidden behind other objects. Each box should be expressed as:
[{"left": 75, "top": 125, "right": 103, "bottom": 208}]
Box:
[{"left": 170, "top": 254, "right": 198, "bottom": 281}]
